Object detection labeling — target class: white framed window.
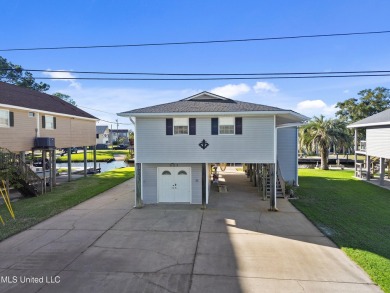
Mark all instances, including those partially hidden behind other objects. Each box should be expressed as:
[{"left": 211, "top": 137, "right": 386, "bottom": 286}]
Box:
[
  {"left": 45, "top": 115, "right": 55, "bottom": 129},
  {"left": 219, "top": 117, "right": 235, "bottom": 134},
  {"left": 174, "top": 118, "right": 188, "bottom": 135},
  {"left": 28, "top": 112, "right": 35, "bottom": 118},
  {"left": 0, "top": 110, "right": 10, "bottom": 127}
]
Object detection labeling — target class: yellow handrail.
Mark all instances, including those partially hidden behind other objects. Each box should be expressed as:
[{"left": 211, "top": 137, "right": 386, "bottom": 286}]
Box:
[{"left": 0, "top": 179, "right": 15, "bottom": 221}]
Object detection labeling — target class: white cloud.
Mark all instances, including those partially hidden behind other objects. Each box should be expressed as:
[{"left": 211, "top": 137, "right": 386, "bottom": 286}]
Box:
[
  {"left": 296, "top": 99, "right": 336, "bottom": 118},
  {"left": 43, "top": 70, "right": 81, "bottom": 89},
  {"left": 210, "top": 83, "right": 251, "bottom": 98},
  {"left": 253, "top": 82, "right": 279, "bottom": 94},
  {"left": 297, "top": 100, "right": 327, "bottom": 110},
  {"left": 343, "top": 89, "right": 350, "bottom": 94}
]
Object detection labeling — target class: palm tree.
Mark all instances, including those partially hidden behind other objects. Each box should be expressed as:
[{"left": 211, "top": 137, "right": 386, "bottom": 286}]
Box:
[{"left": 299, "top": 115, "right": 351, "bottom": 170}]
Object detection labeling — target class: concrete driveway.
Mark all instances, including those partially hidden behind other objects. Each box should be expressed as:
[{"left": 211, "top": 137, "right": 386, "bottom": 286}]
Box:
[{"left": 0, "top": 171, "right": 382, "bottom": 293}]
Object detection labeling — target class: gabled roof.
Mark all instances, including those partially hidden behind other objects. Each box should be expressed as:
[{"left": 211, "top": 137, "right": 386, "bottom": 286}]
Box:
[
  {"left": 0, "top": 81, "right": 97, "bottom": 120},
  {"left": 96, "top": 125, "right": 109, "bottom": 134},
  {"left": 118, "top": 91, "right": 304, "bottom": 118},
  {"left": 348, "top": 108, "right": 390, "bottom": 128}
]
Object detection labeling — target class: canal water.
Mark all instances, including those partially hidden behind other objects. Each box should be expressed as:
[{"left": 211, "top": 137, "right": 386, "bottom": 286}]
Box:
[{"left": 57, "top": 161, "right": 134, "bottom": 173}]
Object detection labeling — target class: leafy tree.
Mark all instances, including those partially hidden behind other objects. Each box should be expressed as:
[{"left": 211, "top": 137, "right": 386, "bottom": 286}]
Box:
[
  {"left": 0, "top": 56, "right": 50, "bottom": 92},
  {"left": 52, "top": 92, "right": 77, "bottom": 106},
  {"left": 299, "top": 116, "right": 351, "bottom": 170},
  {"left": 336, "top": 87, "right": 390, "bottom": 123}
]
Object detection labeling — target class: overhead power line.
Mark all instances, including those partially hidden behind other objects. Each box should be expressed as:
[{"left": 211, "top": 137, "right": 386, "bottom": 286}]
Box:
[
  {"left": 29, "top": 73, "right": 390, "bottom": 81},
  {"left": 77, "top": 106, "right": 133, "bottom": 125},
  {"left": 78, "top": 105, "right": 117, "bottom": 115},
  {"left": 2, "top": 67, "right": 390, "bottom": 80},
  {"left": 2, "top": 68, "right": 390, "bottom": 76},
  {"left": 98, "top": 118, "right": 133, "bottom": 126},
  {"left": 1, "top": 30, "right": 390, "bottom": 52}
]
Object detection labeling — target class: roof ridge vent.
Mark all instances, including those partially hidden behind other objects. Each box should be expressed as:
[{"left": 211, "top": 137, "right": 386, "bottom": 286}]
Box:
[{"left": 182, "top": 91, "right": 233, "bottom": 102}]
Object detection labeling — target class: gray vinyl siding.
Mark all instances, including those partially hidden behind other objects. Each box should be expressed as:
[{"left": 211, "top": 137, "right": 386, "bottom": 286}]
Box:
[
  {"left": 142, "top": 163, "right": 202, "bottom": 204},
  {"left": 277, "top": 127, "right": 298, "bottom": 183},
  {"left": 0, "top": 107, "right": 96, "bottom": 152},
  {"left": 191, "top": 164, "right": 202, "bottom": 204},
  {"left": 136, "top": 116, "right": 275, "bottom": 163},
  {"left": 366, "top": 126, "right": 390, "bottom": 159},
  {"left": 142, "top": 163, "right": 158, "bottom": 204}
]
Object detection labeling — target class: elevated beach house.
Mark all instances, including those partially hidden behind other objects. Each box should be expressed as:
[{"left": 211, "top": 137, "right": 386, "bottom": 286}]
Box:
[
  {"left": 0, "top": 81, "right": 98, "bottom": 194},
  {"left": 348, "top": 108, "right": 390, "bottom": 185},
  {"left": 118, "top": 91, "right": 307, "bottom": 209}
]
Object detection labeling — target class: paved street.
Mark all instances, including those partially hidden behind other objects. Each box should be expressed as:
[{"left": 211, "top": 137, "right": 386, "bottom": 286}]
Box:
[{"left": 0, "top": 170, "right": 381, "bottom": 293}]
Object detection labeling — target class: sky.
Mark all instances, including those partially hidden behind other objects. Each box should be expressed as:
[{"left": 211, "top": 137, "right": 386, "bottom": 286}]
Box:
[{"left": 2, "top": 0, "right": 390, "bottom": 129}]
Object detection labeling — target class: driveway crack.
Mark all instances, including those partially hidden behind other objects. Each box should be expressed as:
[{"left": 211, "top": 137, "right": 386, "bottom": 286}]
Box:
[
  {"left": 133, "top": 273, "right": 177, "bottom": 293},
  {"left": 188, "top": 209, "right": 204, "bottom": 293}
]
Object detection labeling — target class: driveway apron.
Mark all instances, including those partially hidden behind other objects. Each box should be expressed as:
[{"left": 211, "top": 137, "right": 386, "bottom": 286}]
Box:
[{"left": 0, "top": 171, "right": 382, "bottom": 293}]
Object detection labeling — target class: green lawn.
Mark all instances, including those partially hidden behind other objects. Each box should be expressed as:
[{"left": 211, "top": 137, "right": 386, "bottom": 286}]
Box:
[
  {"left": 293, "top": 169, "right": 390, "bottom": 293},
  {"left": 56, "top": 149, "right": 130, "bottom": 162},
  {"left": 0, "top": 167, "right": 134, "bottom": 241}
]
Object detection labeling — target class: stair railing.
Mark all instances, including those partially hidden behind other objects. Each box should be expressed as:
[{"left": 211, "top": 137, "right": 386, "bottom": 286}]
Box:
[
  {"left": 0, "top": 147, "right": 43, "bottom": 195},
  {"left": 276, "top": 161, "right": 286, "bottom": 196}
]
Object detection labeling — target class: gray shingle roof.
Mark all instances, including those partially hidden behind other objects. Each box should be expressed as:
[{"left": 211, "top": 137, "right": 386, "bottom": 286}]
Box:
[
  {"left": 0, "top": 81, "right": 97, "bottom": 119},
  {"left": 348, "top": 108, "right": 390, "bottom": 128},
  {"left": 111, "top": 129, "right": 129, "bottom": 133},
  {"left": 119, "top": 91, "right": 286, "bottom": 115},
  {"left": 96, "top": 125, "right": 108, "bottom": 134}
]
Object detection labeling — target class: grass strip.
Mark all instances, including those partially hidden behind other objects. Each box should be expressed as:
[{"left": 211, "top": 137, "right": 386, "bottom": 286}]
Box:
[
  {"left": 0, "top": 167, "right": 134, "bottom": 241},
  {"left": 56, "top": 150, "right": 130, "bottom": 162},
  {"left": 292, "top": 169, "right": 390, "bottom": 293}
]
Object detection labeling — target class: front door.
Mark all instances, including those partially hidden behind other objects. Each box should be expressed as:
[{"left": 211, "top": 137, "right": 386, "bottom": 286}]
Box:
[{"left": 158, "top": 167, "right": 191, "bottom": 203}]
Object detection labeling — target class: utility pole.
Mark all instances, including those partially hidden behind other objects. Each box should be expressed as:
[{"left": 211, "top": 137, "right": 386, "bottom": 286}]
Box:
[{"left": 116, "top": 119, "right": 119, "bottom": 144}]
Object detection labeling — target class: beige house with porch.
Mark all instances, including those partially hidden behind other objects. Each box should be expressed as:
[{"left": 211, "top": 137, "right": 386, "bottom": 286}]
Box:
[
  {"left": 0, "top": 81, "right": 97, "bottom": 152},
  {"left": 0, "top": 81, "right": 98, "bottom": 195}
]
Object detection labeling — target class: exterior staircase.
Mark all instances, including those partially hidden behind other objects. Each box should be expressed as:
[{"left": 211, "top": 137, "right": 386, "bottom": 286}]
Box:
[
  {"left": 246, "top": 163, "right": 286, "bottom": 199},
  {"left": 0, "top": 148, "right": 43, "bottom": 196},
  {"left": 266, "top": 173, "right": 285, "bottom": 198}
]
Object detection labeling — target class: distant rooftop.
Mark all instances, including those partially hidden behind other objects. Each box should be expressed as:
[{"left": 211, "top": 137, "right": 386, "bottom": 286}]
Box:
[
  {"left": 110, "top": 129, "right": 129, "bottom": 133},
  {"left": 348, "top": 108, "right": 390, "bottom": 128},
  {"left": 96, "top": 125, "right": 109, "bottom": 134}
]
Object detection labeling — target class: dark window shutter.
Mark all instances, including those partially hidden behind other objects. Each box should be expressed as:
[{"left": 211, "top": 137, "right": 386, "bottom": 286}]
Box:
[
  {"left": 211, "top": 118, "right": 218, "bottom": 135},
  {"left": 96, "top": 134, "right": 99, "bottom": 139},
  {"left": 166, "top": 118, "right": 173, "bottom": 135},
  {"left": 235, "top": 117, "right": 242, "bottom": 135},
  {"left": 53, "top": 117, "right": 57, "bottom": 129},
  {"left": 189, "top": 118, "right": 196, "bottom": 135},
  {"left": 42, "top": 115, "right": 46, "bottom": 128},
  {"left": 9, "top": 112, "right": 14, "bottom": 127}
]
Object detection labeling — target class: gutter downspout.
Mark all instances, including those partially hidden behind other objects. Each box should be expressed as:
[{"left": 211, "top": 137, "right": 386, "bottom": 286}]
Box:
[
  {"left": 296, "top": 126, "right": 299, "bottom": 185},
  {"left": 271, "top": 116, "right": 278, "bottom": 211}
]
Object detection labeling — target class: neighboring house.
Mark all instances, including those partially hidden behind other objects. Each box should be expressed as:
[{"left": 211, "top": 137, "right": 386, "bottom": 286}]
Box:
[
  {"left": 348, "top": 108, "right": 390, "bottom": 185},
  {"left": 110, "top": 129, "right": 129, "bottom": 144},
  {"left": 118, "top": 91, "right": 307, "bottom": 208},
  {"left": 0, "top": 81, "right": 98, "bottom": 195},
  {"left": 96, "top": 125, "right": 109, "bottom": 144},
  {"left": 0, "top": 81, "right": 98, "bottom": 152}
]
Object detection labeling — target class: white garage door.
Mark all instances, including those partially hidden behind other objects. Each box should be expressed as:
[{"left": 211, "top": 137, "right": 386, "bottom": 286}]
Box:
[{"left": 157, "top": 167, "right": 191, "bottom": 203}]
